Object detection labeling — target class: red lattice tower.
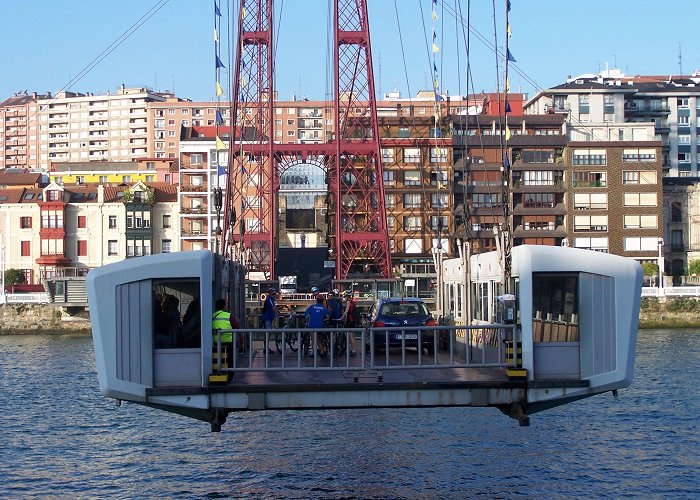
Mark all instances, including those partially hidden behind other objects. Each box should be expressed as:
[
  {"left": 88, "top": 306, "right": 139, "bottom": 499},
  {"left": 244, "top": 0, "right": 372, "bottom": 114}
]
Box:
[{"left": 224, "top": 0, "right": 391, "bottom": 280}]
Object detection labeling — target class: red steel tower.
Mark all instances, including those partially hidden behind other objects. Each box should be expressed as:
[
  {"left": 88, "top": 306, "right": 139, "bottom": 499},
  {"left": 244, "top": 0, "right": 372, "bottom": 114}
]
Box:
[{"left": 224, "top": 0, "right": 391, "bottom": 280}]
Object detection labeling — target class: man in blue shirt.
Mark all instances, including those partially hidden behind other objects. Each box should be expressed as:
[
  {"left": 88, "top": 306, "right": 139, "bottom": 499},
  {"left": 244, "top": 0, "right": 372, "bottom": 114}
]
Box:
[
  {"left": 305, "top": 296, "right": 330, "bottom": 357},
  {"left": 261, "top": 287, "right": 279, "bottom": 353}
]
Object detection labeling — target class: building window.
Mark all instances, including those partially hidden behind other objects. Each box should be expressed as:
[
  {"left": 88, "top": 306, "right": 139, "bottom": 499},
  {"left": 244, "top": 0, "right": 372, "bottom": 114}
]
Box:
[
  {"left": 677, "top": 98, "right": 689, "bottom": 108},
  {"left": 382, "top": 148, "right": 395, "bottom": 162},
  {"left": 623, "top": 215, "right": 657, "bottom": 229},
  {"left": 383, "top": 170, "right": 395, "bottom": 186},
  {"left": 46, "top": 190, "right": 61, "bottom": 201},
  {"left": 108, "top": 215, "right": 117, "bottom": 228},
  {"left": 99, "top": 175, "right": 108, "bottom": 183},
  {"left": 404, "top": 171, "right": 421, "bottom": 186},
  {"left": 671, "top": 202, "right": 683, "bottom": 223},
  {"left": 578, "top": 95, "right": 590, "bottom": 114},
  {"left": 403, "top": 148, "right": 420, "bottom": 163},
  {"left": 573, "top": 215, "right": 608, "bottom": 232},
  {"left": 573, "top": 193, "right": 607, "bottom": 210},
  {"left": 678, "top": 152, "right": 690, "bottom": 163},
  {"left": 163, "top": 214, "right": 171, "bottom": 228},
  {"left": 572, "top": 171, "right": 606, "bottom": 188},
  {"left": 385, "top": 194, "right": 395, "bottom": 208},
  {"left": 472, "top": 193, "right": 502, "bottom": 208},
  {"left": 430, "top": 170, "right": 448, "bottom": 187},
  {"left": 21, "top": 241, "right": 31, "bottom": 256},
  {"left": 77, "top": 215, "right": 86, "bottom": 228},
  {"left": 623, "top": 193, "right": 657, "bottom": 206},
  {"left": 574, "top": 237, "right": 608, "bottom": 253},
  {"left": 398, "top": 127, "right": 410, "bottom": 138},
  {"left": 41, "top": 211, "right": 64, "bottom": 228},
  {"left": 77, "top": 240, "right": 87, "bottom": 256},
  {"left": 524, "top": 193, "right": 555, "bottom": 208},
  {"left": 403, "top": 216, "right": 422, "bottom": 231},
  {"left": 430, "top": 193, "right": 448, "bottom": 208},
  {"left": 107, "top": 240, "right": 118, "bottom": 256},
  {"left": 430, "top": 147, "right": 448, "bottom": 163},
  {"left": 622, "top": 148, "right": 656, "bottom": 162},
  {"left": 624, "top": 237, "right": 659, "bottom": 251},
  {"left": 162, "top": 239, "right": 171, "bottom": 253},
  {"left": 430, "top": 216, "right": 448, "bottom": 231},
  {"left": 20, "top": 216, "right": 32, "bottom": 229},
  {"left": 405, "top": 238, "right": 422, "bottom": 254},
  {"left": 678, "top": 116, "right": 690, "bottom": 126},
  {"left": 622, "top": 171, "right": 656, "bottom": 185},
  {"left": 603, "top": 94, "right": 614, "bottom": 114},
  {"left": 403, "top": 193, "right": 422, "bottom": 208},
  {"left": 572, "top": 149, "right": 606, "bottom": 165}
]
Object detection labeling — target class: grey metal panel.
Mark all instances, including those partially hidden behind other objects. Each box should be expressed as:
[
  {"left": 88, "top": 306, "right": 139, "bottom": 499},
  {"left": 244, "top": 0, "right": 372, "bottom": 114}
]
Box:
[
  {"left": 66, "top": 280, "right": 87, "bottom": 302},
  {"left": 115, "top": 280, "right": 153, "bottom": 386},
  {"left": 580, "top": 273, "right": 616, "bottom": 379}
]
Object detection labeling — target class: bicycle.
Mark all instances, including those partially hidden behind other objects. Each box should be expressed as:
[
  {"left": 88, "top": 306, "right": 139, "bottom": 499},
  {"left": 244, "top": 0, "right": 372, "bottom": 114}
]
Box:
[
  {"left": 328, "top": 318, "right": 348, "bottom": 358},
  {"left": 275, "top": 313, "right": 305, "bottom": 354}
]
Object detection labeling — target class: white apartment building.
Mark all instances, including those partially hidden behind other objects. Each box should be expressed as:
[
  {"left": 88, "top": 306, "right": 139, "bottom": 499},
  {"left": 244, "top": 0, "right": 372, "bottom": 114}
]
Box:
[{"left": 36, "top": 85, "right": 172, "bottom": 170}]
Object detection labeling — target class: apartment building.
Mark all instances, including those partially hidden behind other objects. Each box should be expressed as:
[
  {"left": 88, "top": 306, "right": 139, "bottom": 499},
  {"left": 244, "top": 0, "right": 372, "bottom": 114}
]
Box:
[
  {"left": 662, "top": 177, "right": 700, "bottom": 281},
  {"left": 49, "top": 158, "right": 178, "bottom": 186},
  {"left": 451, "top": 111, "right": 664, "bottom": 263},
  {"left": 525, "top": 69, "right": 700, "bottom": 177},
  {"left": 0, "top": 182, "right": 179, "bottom": 285},
  {"left": 0, "top": 86, "right": 173, "bottom": 171},
  {"left": 0, "top": 92, "right": 50, "bottom": 170}
]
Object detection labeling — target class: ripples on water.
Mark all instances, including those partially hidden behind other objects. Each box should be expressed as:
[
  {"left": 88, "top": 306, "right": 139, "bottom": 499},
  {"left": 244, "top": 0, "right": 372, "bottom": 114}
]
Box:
[{"left": 0, "top": 330, "right": 698, "bottom": 499}]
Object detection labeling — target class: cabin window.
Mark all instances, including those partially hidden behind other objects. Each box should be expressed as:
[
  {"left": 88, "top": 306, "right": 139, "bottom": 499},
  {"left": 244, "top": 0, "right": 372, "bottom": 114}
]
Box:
[
  {"left": 532, "top": 273, "right": 579, "bottom": 343},
  {"left": 153, "top": 279, "right": 201, "bottom": 349}
]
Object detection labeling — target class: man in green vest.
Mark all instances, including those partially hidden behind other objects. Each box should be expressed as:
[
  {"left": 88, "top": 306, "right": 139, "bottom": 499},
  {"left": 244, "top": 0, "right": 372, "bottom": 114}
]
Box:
[{"left": 212, "top": 298, "right": 236, "bottom": 367}]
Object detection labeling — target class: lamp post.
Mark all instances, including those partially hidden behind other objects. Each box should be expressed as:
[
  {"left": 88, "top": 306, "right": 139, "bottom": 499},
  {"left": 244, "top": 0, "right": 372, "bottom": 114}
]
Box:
[
  {"left": 0, "top": 233, "right": 5, "bottom": 304},
  {"left": 657, "top": 237, "right": 664, "bottom": 291}
]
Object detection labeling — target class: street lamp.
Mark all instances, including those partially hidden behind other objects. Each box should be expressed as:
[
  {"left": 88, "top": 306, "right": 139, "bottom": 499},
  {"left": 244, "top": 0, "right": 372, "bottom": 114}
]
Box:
[
  {"left": 657, "top": 237, "right": 664, "bottom": 291},
  {"left": 0, "top": 233, "right": 5, "bottom": 304}
]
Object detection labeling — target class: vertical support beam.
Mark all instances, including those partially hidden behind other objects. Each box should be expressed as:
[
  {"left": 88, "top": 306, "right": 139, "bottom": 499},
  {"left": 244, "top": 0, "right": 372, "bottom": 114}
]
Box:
[
  {"left": 225, "top": 0, "right": 276, "bottom": 279},
  {"left": 332, "top": 0, "right": 391, "bottom": 279}
]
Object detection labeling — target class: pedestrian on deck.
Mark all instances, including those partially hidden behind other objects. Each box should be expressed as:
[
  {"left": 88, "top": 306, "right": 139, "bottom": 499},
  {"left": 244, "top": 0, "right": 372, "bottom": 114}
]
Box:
[
  {"left": 340, "top": 291, "right": 359, "bottom": 356},
  {"left": 212, "top": 298, "right": 235, "bottom": 364},
  {"left": 261, "top": 287, "right": 279, "bottom": 353},
  {"left": 305, "top": 295, "right": 330, "bottom": 357}
]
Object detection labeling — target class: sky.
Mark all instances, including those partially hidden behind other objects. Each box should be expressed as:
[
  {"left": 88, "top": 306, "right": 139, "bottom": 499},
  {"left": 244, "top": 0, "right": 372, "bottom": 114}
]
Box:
[{"left": 2, "top": 1, "right": 700, "bottom": 104}]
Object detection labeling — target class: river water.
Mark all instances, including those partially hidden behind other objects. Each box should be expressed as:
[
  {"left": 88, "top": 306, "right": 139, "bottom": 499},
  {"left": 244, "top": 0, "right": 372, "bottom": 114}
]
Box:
[{"left": 0, "top": 329, "right": 698, "bottom": 499}]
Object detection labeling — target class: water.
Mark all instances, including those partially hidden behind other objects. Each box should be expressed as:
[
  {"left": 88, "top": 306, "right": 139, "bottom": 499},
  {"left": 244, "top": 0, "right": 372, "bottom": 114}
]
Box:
[{"left": 0, "top": 330, "right": 698, "bottom": 499}]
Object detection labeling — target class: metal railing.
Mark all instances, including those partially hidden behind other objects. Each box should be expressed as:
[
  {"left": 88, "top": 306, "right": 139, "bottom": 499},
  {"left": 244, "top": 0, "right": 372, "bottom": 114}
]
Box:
[
  {"left": 212, "top": 324, "right": 516, "bottom": 374},
  {"left": 642, "top": 286, "right": 700, "bottom": 298},
  {"left": 0, "top": 293, "right": 50, "bottom": 304}
]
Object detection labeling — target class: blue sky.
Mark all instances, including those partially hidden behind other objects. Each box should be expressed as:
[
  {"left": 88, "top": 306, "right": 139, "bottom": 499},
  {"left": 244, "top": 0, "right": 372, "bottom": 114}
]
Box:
[{"left": 2, "top": 1, "right": 699, "bottom": 103}]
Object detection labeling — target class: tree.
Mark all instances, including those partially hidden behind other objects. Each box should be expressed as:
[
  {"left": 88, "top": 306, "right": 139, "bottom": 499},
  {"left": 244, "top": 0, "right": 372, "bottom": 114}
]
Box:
[
  {"left": 4, "top": 268, "right": 26, "bottom": 285},
  {"left": 687, "top": 260, "right": 700, "bottom": 276},
  {"left": 641, "top": 262, "right": 658, "bottom": 276}
]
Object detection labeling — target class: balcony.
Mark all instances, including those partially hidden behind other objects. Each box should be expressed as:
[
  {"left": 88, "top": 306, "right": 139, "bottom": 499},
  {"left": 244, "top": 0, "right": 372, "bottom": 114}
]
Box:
[
  {"left": 624, "top": 103, "right": 670, "bottom": 115},
  {"left": 180, "top": 184, "right": 208, "bottom": 193}
]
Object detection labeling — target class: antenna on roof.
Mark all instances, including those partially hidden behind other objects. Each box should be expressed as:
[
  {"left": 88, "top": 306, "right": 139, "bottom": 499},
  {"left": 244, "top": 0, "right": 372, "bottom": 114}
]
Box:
[{"left": 679, "top": 42, "right": 683, "bottom": 75}]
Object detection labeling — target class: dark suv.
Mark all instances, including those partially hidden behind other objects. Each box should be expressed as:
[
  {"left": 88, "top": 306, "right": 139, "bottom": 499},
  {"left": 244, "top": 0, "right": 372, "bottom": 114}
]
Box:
[{"left": 365, "top": 297, "right": 437, "bottom": 353}]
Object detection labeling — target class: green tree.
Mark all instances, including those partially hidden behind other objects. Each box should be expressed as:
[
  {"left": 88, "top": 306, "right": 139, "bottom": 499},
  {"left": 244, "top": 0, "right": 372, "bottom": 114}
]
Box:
[
  {"left": 687, "top": 260, "right": 700, "bottom": 276},
  {"left": 641, "top": 262, "right": 658, "bottom": 276},
  {"left": 4, "top": 268, "right": 26, "bottom": 286}
]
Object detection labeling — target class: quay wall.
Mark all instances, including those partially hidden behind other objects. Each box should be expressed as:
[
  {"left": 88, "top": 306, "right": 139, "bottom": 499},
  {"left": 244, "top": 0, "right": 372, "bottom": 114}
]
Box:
[
  {"left": 0, "top": 302, "right": 697, "bottom": 334},
  {"left": 0, "top": 304, "right": 91, "bottom": 335}
]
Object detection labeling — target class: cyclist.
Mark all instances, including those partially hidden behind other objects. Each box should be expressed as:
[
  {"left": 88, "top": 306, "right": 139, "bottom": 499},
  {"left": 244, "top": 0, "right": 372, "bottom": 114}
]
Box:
[{"left": 305, "top": 294, "right": 330, "bottom": 357}]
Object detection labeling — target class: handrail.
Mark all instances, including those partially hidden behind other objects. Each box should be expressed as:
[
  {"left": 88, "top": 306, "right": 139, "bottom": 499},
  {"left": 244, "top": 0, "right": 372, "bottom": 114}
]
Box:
[{"left": 211, "top": 324, "right": 517, "bottom": 374}]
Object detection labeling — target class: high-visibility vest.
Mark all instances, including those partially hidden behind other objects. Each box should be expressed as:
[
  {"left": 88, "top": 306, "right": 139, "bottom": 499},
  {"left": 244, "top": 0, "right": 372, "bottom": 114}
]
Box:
[{"left": 212, "top": 310, "right": 233, "bottom": 343}]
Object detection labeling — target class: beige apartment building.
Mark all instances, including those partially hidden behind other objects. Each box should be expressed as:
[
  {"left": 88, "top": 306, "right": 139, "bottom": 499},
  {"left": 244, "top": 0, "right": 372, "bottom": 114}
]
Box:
[
  {"left": 0, "top": 182, "right": 179, "bottom": 285},
  {"left": 0, "top": 86, "right": 173, "bottom": 172}
]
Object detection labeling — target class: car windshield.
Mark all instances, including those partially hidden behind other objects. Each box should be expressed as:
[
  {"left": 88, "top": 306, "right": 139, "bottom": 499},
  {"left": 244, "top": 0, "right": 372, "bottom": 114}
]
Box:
[{"left": 379, "top": 301, "right": 428, "bottom": 317}]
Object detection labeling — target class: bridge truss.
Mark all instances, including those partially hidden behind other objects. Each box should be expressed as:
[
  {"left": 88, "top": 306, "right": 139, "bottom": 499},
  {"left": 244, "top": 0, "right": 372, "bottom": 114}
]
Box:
[{"left": 222, "top": 0, "right": 391, "bottom": 280}]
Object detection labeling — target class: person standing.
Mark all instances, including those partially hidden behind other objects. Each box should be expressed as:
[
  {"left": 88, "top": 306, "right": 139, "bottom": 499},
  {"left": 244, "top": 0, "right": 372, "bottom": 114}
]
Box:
[
  {"left": 305, "top": 295, "right": 330, "bottom": 357},
  {"left": 261, "top": 287, "right": 279, "bottom": 353},
  {"left": 340, "top": 291, "right": 359, "bottom": 356},
  {"left": 212, "top": 298, "right": 234, "bottom": 367}
]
